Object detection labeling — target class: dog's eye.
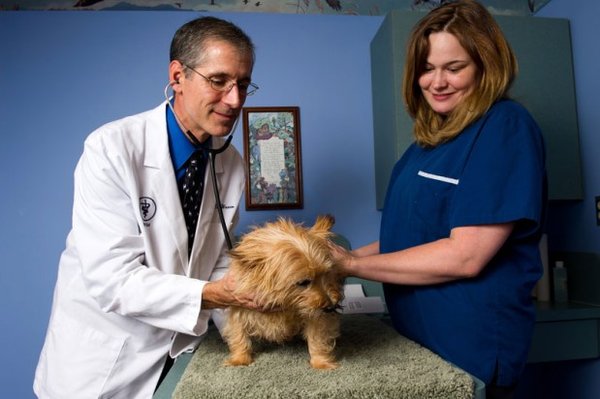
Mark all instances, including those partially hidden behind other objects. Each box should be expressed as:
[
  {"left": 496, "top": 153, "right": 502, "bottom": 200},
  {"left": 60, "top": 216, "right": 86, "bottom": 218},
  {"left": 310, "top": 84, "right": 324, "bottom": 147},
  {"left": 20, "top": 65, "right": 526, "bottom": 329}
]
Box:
[{"left": 297, "top": 279, "right": 312, "bottom": 287}]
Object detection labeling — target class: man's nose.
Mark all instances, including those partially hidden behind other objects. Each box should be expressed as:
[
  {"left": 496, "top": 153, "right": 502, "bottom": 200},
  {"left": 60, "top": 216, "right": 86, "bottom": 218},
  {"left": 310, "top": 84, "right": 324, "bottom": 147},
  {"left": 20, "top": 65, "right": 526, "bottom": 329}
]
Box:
[{"left": 222, "top": 84, "right": 243, "bottom": 108}]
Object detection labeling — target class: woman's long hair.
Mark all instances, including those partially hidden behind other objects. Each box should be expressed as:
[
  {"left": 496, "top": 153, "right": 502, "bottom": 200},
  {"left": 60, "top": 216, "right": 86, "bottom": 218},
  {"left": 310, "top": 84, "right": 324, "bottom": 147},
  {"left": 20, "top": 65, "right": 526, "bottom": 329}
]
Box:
[{"left": 403, "top": 0, "right": 517, "bottom": 147}]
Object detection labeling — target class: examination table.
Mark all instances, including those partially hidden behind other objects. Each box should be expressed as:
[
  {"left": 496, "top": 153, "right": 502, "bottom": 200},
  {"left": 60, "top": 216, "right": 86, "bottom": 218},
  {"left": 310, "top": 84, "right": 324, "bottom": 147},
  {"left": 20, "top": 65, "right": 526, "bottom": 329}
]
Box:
[{"left": 154, "top": 313, "right": 485, "bottom": 399}]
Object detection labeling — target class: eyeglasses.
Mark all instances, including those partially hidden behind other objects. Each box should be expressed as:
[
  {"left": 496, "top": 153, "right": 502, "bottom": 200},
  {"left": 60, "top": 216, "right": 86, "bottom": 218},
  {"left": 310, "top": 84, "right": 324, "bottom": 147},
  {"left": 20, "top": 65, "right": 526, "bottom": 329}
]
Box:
[{"left": 183, "top": 63, "right": 259, "bottom": 96}]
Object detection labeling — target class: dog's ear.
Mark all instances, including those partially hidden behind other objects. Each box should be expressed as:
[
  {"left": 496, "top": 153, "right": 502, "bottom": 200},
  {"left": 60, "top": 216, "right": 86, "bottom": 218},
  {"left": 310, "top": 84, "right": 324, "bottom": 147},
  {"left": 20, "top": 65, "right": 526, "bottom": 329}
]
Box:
[{"left": 311, "top": 214, "right": 335, "bottom": 235}]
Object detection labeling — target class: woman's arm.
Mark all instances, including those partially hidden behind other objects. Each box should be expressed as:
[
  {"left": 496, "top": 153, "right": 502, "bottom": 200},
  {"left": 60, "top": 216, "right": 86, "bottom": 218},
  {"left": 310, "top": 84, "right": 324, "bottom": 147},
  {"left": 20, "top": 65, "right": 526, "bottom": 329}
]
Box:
[
  {"left": 351, "top": 241, "right": 380, "bottom": 257},
  {"left": 334, "top": 223, "right": 514, "bottom": 285}
]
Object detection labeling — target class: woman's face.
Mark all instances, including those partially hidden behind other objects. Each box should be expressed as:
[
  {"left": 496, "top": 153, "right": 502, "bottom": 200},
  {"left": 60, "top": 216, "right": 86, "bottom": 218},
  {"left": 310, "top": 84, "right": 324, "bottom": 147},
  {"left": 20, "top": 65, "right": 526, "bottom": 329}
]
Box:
[{"left": 418, "top": 31, "right": 478, "bottom": 115}]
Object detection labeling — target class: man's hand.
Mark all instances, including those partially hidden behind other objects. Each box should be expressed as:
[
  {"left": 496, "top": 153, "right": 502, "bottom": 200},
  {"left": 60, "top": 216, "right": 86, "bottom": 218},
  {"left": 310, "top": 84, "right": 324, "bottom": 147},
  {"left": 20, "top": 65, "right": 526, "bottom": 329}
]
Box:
[{"left": 202, "top": 270, "right": 269, "bottom": 311}]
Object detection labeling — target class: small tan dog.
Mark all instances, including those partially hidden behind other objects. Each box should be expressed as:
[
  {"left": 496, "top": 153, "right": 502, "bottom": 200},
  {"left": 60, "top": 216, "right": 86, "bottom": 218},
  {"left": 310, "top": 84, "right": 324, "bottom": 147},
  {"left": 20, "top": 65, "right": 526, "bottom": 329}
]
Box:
[{"left": 222, "top": 215, "right": 344, "bottom": 370}]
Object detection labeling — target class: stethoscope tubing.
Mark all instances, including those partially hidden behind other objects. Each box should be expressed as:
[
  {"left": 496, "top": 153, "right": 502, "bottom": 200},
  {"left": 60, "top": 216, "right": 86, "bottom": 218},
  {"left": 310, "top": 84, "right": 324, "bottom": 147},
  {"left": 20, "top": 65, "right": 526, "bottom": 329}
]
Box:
[{"left": 207, "top": 149, "right": 233, "bottom": 250}]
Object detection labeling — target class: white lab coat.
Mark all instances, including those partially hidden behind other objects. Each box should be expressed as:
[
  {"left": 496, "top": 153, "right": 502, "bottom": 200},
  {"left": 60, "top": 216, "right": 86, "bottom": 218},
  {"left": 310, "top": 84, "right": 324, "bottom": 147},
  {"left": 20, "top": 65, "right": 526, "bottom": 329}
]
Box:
[{"left": 33, "top": 101, "right": 245, "bottom": 399}]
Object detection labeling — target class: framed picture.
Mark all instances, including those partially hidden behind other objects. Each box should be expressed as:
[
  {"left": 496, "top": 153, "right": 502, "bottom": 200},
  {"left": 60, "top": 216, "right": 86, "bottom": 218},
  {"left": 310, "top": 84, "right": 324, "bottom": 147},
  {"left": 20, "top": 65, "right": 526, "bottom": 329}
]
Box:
[{"left": 242, "top": 106, "right": 303, "bottom": 210}]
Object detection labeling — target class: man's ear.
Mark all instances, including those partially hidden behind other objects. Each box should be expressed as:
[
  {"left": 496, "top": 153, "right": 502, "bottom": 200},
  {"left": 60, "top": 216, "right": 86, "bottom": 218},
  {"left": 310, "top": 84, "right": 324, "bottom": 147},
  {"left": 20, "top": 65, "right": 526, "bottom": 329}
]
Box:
[{"left": 168, "top": 60, "right": 185, "bottom": 90}]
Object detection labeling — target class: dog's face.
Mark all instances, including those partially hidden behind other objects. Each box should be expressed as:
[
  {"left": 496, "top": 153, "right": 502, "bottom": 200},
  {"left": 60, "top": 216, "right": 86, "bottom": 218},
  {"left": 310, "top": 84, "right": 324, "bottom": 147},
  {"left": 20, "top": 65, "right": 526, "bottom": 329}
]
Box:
[{"left": 229, "top": 215, "right": 343, "bottom": 314}]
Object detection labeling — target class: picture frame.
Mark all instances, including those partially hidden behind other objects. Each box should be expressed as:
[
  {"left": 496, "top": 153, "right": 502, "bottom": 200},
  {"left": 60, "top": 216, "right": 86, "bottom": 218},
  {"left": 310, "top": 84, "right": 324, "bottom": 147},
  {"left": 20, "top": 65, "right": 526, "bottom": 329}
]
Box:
[{"left": 242, "top": 106, "right": 303, "bottom": 210}]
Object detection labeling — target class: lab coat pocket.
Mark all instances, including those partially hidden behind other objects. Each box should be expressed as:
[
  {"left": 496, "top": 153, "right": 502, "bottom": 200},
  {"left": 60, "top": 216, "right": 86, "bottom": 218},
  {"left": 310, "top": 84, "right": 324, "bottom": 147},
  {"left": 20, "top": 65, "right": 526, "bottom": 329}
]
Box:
[{"left": 41, "top": 312, "right": 125, "bottom": 398}]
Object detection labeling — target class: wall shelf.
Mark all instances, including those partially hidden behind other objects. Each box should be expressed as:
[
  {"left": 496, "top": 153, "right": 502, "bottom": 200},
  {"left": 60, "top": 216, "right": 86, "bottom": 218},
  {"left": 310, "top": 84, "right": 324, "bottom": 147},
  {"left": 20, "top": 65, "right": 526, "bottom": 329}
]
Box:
[{"left": 529, "top": 301, "right": 600, "bottom": 363}]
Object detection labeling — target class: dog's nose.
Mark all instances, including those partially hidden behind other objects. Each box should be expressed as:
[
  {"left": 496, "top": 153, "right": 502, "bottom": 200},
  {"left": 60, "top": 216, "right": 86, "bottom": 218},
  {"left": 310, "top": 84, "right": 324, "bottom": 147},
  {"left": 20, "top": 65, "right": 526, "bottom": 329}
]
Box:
[{"left": 324, "top": 304, "right": 343, "bottom": 313}]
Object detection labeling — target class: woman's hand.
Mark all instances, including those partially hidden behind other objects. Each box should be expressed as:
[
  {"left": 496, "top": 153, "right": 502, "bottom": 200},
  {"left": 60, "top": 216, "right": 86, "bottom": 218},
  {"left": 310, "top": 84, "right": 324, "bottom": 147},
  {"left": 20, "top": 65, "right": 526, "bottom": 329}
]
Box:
[{"left": 328, "top": 242, "right": 354, "bottom": 277}]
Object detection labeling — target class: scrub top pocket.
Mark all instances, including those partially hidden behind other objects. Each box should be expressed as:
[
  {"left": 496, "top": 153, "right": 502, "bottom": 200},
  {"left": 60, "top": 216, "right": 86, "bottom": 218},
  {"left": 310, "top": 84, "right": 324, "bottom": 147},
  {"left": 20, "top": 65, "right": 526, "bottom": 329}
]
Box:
[{"left": 411, "top": 170, "right": 459, "bottom": 239}]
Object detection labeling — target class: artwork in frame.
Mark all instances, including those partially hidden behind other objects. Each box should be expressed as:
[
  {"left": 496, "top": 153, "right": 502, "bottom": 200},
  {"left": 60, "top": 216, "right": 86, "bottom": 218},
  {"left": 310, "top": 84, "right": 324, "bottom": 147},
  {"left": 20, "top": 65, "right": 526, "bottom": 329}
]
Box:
[{"left": 242, "top": 106, "right": 303, "bottom": 210}]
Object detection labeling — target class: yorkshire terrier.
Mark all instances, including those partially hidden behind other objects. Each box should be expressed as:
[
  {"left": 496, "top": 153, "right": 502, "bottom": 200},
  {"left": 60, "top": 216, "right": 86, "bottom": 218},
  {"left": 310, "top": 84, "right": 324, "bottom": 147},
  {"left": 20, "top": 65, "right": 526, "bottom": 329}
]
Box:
[{"left": 222, "top": 215, "right": 344, "bottom": 369}]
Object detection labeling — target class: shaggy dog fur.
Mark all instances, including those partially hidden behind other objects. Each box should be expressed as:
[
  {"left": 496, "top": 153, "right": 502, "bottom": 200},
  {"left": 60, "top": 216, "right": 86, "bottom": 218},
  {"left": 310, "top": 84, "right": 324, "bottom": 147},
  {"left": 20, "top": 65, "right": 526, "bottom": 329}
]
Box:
[{"left": 222, "top": 215, "right": 344, "bottom": 369}]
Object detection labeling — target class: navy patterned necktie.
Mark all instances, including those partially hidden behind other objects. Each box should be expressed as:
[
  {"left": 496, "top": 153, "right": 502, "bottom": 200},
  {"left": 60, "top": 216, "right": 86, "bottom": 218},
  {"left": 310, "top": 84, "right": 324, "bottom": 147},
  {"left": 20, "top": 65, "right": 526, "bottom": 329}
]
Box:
[{"left": 180, "top": 150, "right": 208, "bottom": 255}]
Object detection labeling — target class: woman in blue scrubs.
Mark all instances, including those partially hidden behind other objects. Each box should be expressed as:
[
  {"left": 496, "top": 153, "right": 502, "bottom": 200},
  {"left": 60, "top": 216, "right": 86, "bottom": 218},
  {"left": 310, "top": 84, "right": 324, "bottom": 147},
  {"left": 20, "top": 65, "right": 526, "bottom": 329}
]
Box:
[{"left": 332, "top": 1, "right": 546, "bottom": 398}]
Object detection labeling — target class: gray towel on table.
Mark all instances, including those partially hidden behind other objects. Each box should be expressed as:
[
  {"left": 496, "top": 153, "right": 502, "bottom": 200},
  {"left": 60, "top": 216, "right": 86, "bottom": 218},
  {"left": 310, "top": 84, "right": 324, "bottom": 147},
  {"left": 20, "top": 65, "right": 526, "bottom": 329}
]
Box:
[{"left": 172, "top": 314, "right": 475, "bottom": 399}]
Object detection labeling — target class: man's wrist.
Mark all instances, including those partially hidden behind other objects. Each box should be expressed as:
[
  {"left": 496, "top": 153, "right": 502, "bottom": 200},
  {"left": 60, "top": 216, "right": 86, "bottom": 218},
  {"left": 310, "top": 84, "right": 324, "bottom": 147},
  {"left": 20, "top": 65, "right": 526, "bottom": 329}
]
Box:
[{"left": 202, "top": 281, "right": 227, "bottom": 309}]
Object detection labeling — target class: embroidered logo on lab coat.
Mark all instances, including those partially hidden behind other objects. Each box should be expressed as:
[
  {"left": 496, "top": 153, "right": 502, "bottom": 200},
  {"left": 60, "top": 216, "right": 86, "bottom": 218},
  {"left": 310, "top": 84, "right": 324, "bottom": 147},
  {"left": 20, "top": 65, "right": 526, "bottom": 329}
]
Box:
[{"left": 139, "top": 197, "right": 157, "bottom": 225}]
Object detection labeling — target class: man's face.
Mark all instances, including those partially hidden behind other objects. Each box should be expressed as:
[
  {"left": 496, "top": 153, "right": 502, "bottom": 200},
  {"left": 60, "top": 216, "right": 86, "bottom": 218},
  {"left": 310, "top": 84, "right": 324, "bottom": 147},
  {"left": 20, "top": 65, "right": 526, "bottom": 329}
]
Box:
[{"left": 173, "top": 39, "right": 254, "bottom": 143}]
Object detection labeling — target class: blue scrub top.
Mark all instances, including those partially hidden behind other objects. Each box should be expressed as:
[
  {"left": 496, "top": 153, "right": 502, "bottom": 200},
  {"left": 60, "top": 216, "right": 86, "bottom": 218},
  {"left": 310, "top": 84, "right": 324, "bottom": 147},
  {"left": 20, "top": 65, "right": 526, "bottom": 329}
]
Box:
[{"left": 381, "top": 99, "right": 547, "bottom": 386}]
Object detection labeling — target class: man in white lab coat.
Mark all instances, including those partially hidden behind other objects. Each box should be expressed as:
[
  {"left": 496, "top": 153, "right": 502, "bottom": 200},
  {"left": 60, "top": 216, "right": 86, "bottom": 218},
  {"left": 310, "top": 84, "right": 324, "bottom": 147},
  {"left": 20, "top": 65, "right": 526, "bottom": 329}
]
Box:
[{"left": 34, "top": 16, "right": 261, "bottom": 399}]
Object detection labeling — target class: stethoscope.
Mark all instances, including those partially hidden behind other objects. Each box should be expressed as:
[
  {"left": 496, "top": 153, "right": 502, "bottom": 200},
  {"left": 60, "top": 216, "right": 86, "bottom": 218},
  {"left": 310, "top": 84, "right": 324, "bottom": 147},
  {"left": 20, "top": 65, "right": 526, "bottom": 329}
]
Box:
[{"left": 164, "top": 82, "right": 237, "bottom": 250}]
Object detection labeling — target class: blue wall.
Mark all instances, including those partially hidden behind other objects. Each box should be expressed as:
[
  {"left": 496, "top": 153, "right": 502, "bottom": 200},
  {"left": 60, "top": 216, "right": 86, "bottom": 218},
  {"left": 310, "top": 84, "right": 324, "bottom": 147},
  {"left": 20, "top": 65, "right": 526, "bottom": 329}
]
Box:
[
  {"left": 518, "top": 1, "right": 600, "bottom": 398},
  {"left": 1, "top": 1, "right": 599, "bottom": 397}
]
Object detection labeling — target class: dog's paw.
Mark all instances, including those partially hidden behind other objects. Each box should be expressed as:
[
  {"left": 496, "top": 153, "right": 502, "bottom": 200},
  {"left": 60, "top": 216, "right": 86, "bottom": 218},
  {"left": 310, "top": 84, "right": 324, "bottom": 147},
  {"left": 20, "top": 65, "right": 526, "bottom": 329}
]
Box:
[
  {"left": 224, "top": 354, "right": 254, "bottom": 367},
  {"left": 309, "top": 357, "right": 339, "bottom": 370}
]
